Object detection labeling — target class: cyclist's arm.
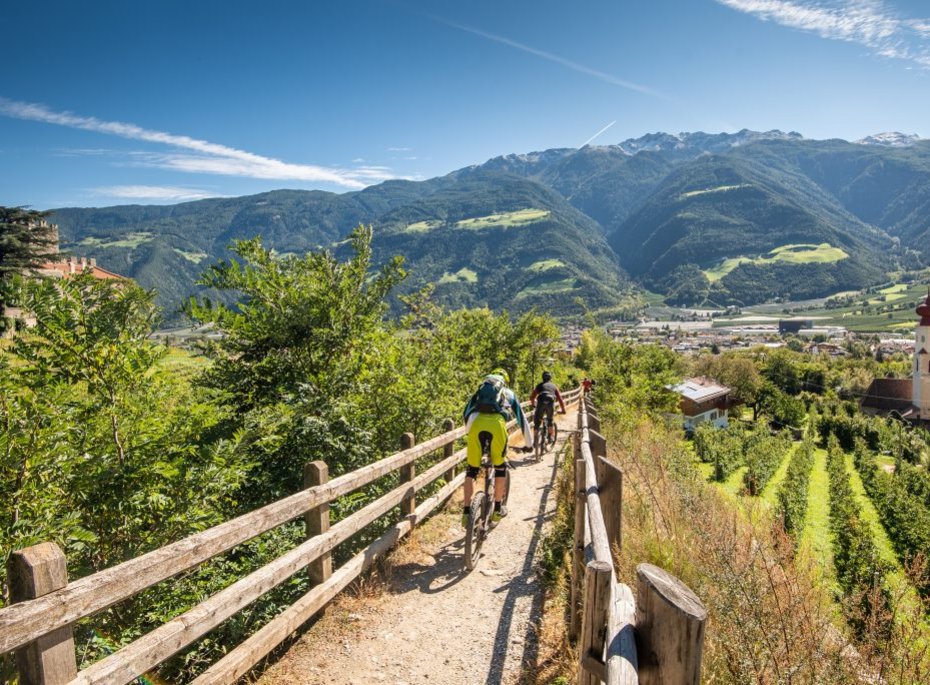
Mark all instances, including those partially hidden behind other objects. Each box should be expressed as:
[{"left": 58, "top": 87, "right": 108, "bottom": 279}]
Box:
[
  {"left": 511, "top": 397, "right": 534, "bottom": 446},
  {"left": 555, "top": 388, "right": 567, "bottom": 413},
  {"left": 529, "top": 386, "right": 539, "bottom": 405}
]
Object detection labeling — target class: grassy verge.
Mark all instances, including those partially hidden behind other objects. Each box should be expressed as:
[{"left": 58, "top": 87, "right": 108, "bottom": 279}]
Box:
[
  {"left": 528, "top": 440, "right": 578, "bottom": 685},
  {"left": 760, "top": 442, "right": 798, "bottom": 508},
  {"left": 799, "top": 448, "right": 834, "bottom": 586}
]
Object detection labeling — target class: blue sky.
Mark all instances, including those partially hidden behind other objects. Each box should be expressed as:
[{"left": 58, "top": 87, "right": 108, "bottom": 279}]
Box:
[{"left": 3, "top": 0, "right": 930, "bottom": 208}]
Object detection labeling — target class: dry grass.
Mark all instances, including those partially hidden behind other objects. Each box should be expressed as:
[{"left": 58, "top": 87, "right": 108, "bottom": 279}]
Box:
[
  {"left": 611, "top": 417, "right": 860, "bottom": 683},
  {"left": 526, "top": 445, "right": 578, "bottom": 685}
]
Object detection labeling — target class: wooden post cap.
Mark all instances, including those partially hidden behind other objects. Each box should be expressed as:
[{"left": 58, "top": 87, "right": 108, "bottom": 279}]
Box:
[
  {"left": 9, "top": 543, "right": 69, "bottom": 601},
  {"left": 636, "top": 564, "right": 707, "bottom": 620}
]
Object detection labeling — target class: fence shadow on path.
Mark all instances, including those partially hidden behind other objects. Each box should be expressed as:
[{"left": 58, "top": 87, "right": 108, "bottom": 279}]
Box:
[{"left": 482, "top": 434, "right": 567, "bottom": 685}]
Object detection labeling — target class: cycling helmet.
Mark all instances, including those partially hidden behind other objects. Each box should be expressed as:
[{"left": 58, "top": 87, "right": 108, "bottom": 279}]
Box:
[
  {"left": 491, "top": 368, "right": 510, "bottom": 385},
  {"left": 542, "top": 371, "right": 552, "bottom": 383}
]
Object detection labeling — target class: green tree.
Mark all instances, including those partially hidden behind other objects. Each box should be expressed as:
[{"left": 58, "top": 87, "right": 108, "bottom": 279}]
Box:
[{"left": 0, "top": 207, "right": 58, "bottom": 331}]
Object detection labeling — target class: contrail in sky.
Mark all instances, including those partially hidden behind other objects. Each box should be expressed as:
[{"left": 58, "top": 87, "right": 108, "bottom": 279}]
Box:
[
  {"left": 581, "top": 120, "right": 617, "bottom": 147},
  {"left": 431, "top": 16, "right": 667, "bottom": 100}
]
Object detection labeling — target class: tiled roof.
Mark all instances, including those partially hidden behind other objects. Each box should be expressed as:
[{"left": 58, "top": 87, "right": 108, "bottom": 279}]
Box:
[{"left": 861, "top": 378, "right": 913, "bottom": 411}]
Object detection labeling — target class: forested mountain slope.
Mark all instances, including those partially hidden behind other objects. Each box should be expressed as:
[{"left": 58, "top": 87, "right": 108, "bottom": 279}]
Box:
[{"left": 48, "top": 130, "right": 930, "bottom": 316}]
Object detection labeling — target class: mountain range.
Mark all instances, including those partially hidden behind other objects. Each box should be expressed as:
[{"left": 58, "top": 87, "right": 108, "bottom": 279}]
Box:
[{"left": 48, "top": 129, "right": 930, "bottom": 323}]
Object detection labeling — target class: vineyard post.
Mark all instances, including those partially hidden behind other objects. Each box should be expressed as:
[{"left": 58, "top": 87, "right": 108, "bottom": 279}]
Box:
[{"left": 8, "top": 543, "right": 77, "bottom": 685}]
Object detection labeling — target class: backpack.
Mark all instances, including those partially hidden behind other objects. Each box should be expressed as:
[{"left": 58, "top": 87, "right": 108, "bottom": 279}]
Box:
[{"left": 474, "top": 377, "right": 505, "bottom": 414}]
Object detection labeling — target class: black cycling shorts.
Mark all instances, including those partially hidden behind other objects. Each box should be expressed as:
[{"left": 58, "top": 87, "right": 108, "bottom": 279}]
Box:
[{"left": 533, "top": 399, "right": 555, "bottom": 428}]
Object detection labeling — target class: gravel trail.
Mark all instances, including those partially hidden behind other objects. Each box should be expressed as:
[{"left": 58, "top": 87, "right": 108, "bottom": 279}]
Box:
[{"left": 257, "top": 410, "right": 576, "bottom": 685}]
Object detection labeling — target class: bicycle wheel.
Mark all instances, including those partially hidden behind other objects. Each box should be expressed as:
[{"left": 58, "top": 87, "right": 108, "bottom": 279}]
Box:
[
  {"left": 549, "top": 421, "right": 559, "bottom": 447},
  {"left": 534, "top": 427, "right": 544, "bottom": 461},
  {"left": 464, "top": 491, "right": 486, "bottom": 571}
]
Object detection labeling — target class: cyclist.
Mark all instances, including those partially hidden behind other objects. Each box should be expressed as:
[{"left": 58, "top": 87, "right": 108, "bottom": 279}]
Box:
[
  {"left": 530, "top": 371, "right": 567, "bottom": 442},
  {"left": 461, "top": 368, "right": 533, "bottom": 526}
]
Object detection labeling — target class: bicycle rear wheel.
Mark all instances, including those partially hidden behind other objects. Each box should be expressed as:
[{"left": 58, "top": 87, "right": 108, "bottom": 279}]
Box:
[
  {"left": 464, "top": 491, "right": 487, "bottom": 571},
  {"left": 502, "top": 468, "right": 511, "bottom": 507},
  {"left": 549, "top": 421, "right": 559, "bottom": 447}
]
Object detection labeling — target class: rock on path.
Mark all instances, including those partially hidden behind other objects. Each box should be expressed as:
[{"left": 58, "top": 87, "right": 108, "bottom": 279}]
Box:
[{"left": 257, "top": 411, "right": 577, "bottom": 685}]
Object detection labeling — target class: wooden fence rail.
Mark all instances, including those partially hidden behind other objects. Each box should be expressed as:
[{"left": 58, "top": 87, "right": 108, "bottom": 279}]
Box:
[
  {"left": 571, "top": 395, "right": 707, "bottom": 685},
  {"left": 1, "top": 387, "right": 582, "bottom": 685}
]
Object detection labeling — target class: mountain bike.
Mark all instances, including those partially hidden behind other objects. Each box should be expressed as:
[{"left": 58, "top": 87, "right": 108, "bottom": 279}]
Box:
[
  {"left": 463, "top": 431, "right": 511, "bottom": 571},
  {"left": 532, "top": 405, "right": 559, "bottom": 461}
]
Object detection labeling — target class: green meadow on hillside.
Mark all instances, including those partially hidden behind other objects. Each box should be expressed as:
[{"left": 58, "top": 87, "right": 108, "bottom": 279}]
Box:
[
  {"left": 704, "top": 243, "right": 849, "bottom": 282},
  {"left": 403, "top": 208, "right": 550, "bottom": 234}
]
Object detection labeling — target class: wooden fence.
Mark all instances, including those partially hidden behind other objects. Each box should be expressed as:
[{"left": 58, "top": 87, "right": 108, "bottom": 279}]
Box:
[
  {"left": 0, "top": 387, "right": 582, "bottom": 685},
  {"left": 571, "top": 395, "right": 707, "bottom": 685}
]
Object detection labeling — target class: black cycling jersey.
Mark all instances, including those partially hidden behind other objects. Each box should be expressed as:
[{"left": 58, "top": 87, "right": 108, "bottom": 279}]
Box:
[{"left": 534, "top": 381, "right": 558, "bottom": 404}]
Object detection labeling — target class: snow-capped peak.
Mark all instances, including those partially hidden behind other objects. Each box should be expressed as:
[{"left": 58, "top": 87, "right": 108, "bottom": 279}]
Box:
[{"left": 856, "top": 132, "right": 923, "bottom": 147}]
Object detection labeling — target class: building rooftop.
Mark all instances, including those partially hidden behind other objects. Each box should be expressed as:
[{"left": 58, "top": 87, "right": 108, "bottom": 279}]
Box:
[{"left": 667, "top": 377, "right": 730, "bottom": 402}]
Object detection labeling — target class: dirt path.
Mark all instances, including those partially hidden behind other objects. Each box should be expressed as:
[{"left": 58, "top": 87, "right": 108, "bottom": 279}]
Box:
[{"left": 257, "top": 411, "right": 576, "bottom": 685}]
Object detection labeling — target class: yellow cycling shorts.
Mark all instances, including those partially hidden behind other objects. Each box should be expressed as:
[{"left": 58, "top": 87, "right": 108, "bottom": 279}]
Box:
[{"left": 466, "top": 413, "right": 508, "bottom": 468}]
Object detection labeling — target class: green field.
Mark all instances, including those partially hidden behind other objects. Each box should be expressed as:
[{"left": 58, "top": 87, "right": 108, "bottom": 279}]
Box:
[
  {"left": 173, "top": 249, "right": 209, "bottom": 264},
  {"left": 526, "top": 259, "right": 566, "bottom": 273},
  {"left": 456, "top": 208, "right": 550, "bottom": 230},
  {"left": 404, "top": 219, "right": 443, "bottom": 233},
  {"left": 78, "top": 232, "right": 154, "bottom": 249},
  {"left": 799, "top": 447, "right": 835, "bottom": 584},
  {"left": 402, "top": 208, "right": 550, "bottom": 234},
  {"left": 703, "top": 243, "right": 849, "bottom": 282},
  {"left": 437, "top": 268, "right": 478, "bottom": 285},
  {"left": 516, "top": 277, "right": 577, "bottom": 299}
]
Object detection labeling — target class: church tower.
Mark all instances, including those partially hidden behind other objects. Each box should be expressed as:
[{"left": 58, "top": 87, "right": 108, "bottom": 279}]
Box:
[{"left": 913, "top": 292, "right": 930, "bottom": 419}]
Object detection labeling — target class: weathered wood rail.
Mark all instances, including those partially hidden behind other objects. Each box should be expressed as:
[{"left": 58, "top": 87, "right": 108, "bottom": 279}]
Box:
[
  {"left": 571, "top": 395, "right": 707, "bottom": 685},
  {"left": 0, "top": 388, "right": 582, "bottom": 685}
]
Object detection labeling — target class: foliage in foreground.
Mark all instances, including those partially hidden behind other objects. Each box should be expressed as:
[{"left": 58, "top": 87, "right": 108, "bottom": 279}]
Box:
[{"left": 0, "top": 226, "right": 570, "bottom": 682}]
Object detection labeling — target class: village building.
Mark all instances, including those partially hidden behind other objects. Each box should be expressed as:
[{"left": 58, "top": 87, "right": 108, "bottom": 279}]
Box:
[
  {"left": 2, "top": 221, "right": 126, "bottom": 334},
  {"left": 666, "top": 376, "right": 732, "bottom": 433}
]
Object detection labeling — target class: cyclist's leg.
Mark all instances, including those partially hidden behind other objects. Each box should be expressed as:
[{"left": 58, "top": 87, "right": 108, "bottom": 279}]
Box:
[
  {"left": 532, "top": 404, "right": 544, "bottom": 433},
  {"left": 545, "top": 403, "right": 555, "bottom": 438},
  {"left": 463, "top": 418, "right": 483, "bottom": 515},
  {"left": 488, "top": 415, "right": 509, "bottom": 506}
]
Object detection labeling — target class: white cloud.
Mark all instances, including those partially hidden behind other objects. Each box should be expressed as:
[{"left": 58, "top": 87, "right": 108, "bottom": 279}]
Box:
[
  {"left": 93, "top": 185, "right": 222, "bottom": 201},
  {"left": 717, "top": 0, "right": 930, "bottom": 68},
  {"left": 0, "top": 98, "right": 399, "bottom": 189}
]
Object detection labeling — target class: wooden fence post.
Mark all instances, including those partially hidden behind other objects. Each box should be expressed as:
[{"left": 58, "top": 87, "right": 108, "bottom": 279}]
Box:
[
  {"left": 442, "top": 418, "right": 455, "bottom": 482},
  {"left": 588, "top": 429, "right": 607, "bottom": 459},
  {"left": 595, "top": 456, "right": 623, "bottom": 556},
  {"left": 636, "top": 563, "right": 707, "bottom": 685},
  {"left": 570, "top": 457, "right": 586, "bottom": 642},
  {"left": 578, "top": 559, "right": 612, "bottom": 685},
  {"left": 587, "top": 410, "right": 602, "bottom": 434},
  {"left": 304, "top": 461, "right": 332, "bottom": 586},
  {"left": 401, "top": 432, "right": 416, "bottom": 517},
  {"left": 9, "top": 543, "right": 77, "bottom": 685}
]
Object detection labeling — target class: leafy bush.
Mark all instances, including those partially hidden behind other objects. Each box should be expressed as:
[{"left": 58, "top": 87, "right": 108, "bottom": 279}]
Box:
[
  {"left": 743, "top": 428, "right": 791, "bottom": 495},
  {"left": 776, "top": 433, "right": 815, "bottom": 537},
  {"left": 826, "top": 436, "right": 892, "bottom": 636}
]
